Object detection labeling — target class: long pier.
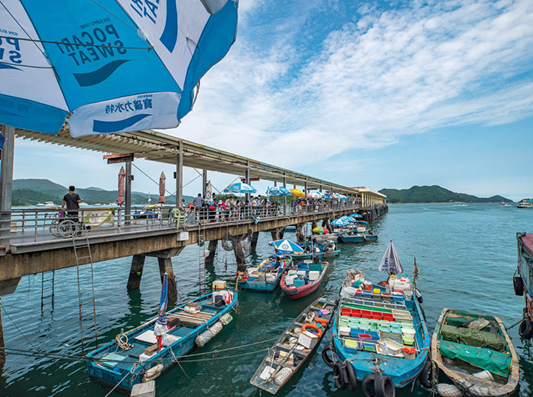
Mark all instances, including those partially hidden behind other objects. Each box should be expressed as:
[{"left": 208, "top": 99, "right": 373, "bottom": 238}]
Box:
[{"left": 0, "top": 124, "right": 387, "bottom": 361}]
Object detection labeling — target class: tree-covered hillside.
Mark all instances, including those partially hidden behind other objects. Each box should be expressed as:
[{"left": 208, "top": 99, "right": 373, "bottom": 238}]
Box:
[{"left": 379, "top": 185, "right": 511, "bottom": 203}]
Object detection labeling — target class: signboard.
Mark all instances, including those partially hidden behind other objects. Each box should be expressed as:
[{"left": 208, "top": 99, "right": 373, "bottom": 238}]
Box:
[
  {"left": 103, "top": 153, "right": 134, "bottom": 164},
  {"left": 177, "top": 232, "right": 189, "bottom": 241}
]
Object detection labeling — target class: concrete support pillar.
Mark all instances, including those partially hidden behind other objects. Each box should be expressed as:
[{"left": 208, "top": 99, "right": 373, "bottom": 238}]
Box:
[
  {"left": 0, "top": 125, "right": 15, "bottom": 249},
  {"left": 158, "top": 257, "right": 177, "bottom": 300},
  {"left": 283, "top": 174, "right": 287, "bottom": 215},
  {"left": 311, "top": 220, "right": 318, "bottom": 230},
  {"left": 233, "top": 239, "right": 247, "bottom": 272},
  {"left": 127, "top": 254, "right": 146, "bottom": 290},
  {"left": 271, "top": 227, "right": 284, "bottom": 241},
  {"left": 304, "top": 181, "right": 308, "bottom": 197},
  {"left": 245, "top": 162, "right": 250, "bottom": 202},
  {"left": 250, "top": 232, "right": 259, "bottom": 253},
  {"left": 206, "top": 240, "right": 218, "bottom": 266},
  {"left": 296, "top": 224, "right": 305, "bottom": 243},
  {"left": 125, "top": 160, "right": 132, "bottom": 225}
]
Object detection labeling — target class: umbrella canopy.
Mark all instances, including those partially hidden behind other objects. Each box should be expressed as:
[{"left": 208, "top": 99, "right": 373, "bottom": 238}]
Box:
[
  {"left": 159, "top": 273, "right": 169, "bottom": 318},
  {"left": 313, "top": 226, "right": 329, "bottom": 234},
  {"left": 338, "top": 194, "right": 348, "bottom": 200},
  {"left": 379, "top": 241, "right": 404, "bottom": 275},
  {"left": 351, "top": 213, "right": 363, "bottom": 218},
  {"left": 267, "top": 186, "right": 291, "bottom": 196},
  {"left": 223, "top": 182, "right": 257, "bottom": 194},
  {"left": 0, "top": 1, "right": 238, "bottom": 138},
  {"left": 331, "top": 218, "right": 349, "bottom": 226},
  {"left": 323, "top": 193, "right": 334, "bottom": 199},
  {"left": 306, "top": 192, "right": 322, "bottom": 199},
  {"left": 270, "top": 239, "right": 305, "bottom": 253},
  {"left": 158, "top": 172, "right": 166, "bottom": 204},
  {"left": 290, "top": 189, "right": 305, "bottom": 197},
  {"left": 339, "top": 215, "right": 356, "bottom": 223},
  {"left": 117, "top": 166, "right": 126, "bottom": 205},
  {"left": 356, "top": 220, "right": 368, "bottom": 225}
]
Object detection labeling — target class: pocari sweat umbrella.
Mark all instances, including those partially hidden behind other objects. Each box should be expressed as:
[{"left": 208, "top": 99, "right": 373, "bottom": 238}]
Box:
[
  {"left": 270, "top": 239, "right": 305, "bottom": 254},
  {"left": 331, "top": 218, "right": 349, "bottom": 226},
  {"left": 117, "top": 166, "right": 125, "bottom": 205},
  {"left": 224, "top": 182, "right": 257, "bottom": 194},
  {"left": 267, "top": 186, "right": 291, "bottom": 196},
  {"left": 351, "top": 213, "right": 363, "bottom": 219},
  {"left": 0, "top": 0, "right": 238, "bottom": 138},
  {"left": 158, "top": 172, "right": 166, "bottom": 204},
  {"left": 379, "top": 241, "right": 404, "bottom": 275},
  {"left": 339, "top": 215, "right": 356, "bottom": 223}
]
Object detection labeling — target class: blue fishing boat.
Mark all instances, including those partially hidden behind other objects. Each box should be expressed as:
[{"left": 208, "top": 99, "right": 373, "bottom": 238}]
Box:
[
  {"left": 237, "top": 254, "right": 292, "bottom": 292},
  {"left": 87, "top": 277, "right": 237, "bottom": 393},
  {"left": 338, "top": 232, "right": 378, "bottom": 244},
  {"left": 282, "top": 238, "right": 340, "bottom": 260},
  {"left": 322, "top": 242, "right": 429, "bottom": 394}
]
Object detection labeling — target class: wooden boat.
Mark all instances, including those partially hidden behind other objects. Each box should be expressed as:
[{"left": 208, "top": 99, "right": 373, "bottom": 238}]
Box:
[
  {"left": 290, "top": 248, "right": 340, "bottom": 260},
  {"left": 431, "top": 308, "right": 519, "bottom": 396},
  {"left": 250, "top": 297, "right": 336, "bottom": 394},
  {"left": 86, "top": 288, "right": 237, "bottom": 392},
  {"left": 338, "top": 232, "right": 378, "bottom": 244},
  {"left": 280, "top": 261, "right": 329, "bottom": 300},
  {"left": 324, "top": 271, "right": 430, "bottom": 392},
  {"left": 237, "top": 255, "right": 292, "bottom": 292}
]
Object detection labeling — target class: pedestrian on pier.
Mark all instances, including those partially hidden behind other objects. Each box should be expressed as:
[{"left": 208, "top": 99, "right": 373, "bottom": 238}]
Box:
[{"left": 62, "top": 186, "right": 81, "bottom": 219}]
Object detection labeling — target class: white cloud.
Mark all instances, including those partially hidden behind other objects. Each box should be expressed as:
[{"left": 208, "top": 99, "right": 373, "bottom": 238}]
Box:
[{"left": 171, "top": 0, "right": 533, "bottom": 170}]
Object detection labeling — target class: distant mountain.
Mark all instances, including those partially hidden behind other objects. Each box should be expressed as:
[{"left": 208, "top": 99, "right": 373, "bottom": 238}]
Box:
[
  {"left": 379, "top": 185, "right": 513, "bottom": 204},
  {"left": 11, "top": 179, "right": 194, "bottom": 206}
]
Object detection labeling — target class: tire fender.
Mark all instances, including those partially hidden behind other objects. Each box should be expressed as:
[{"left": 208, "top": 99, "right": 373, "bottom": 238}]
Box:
[
  {"left": 514, "top": 276, "right": 524, "bottom": 296},
  {"left": 375, "top": 375, "right": 396, "bottom": 397},
  {"left": 333, "top": 362, "right": 347, "bottom": 390},
  {"left": 322, "top": 345, "right": 335, "bottom": 368},
  {"left": 362, "top": 373, "right": 377, "bottom": 397},
  {"left": 419, "top": 360, "right": 434, "bottom": 389},
  {"left": 345, "top": 363, "right": 358, "bottom": 392},
  {"left": 519, "top": 319, "right": 533, "bottom": 340}
]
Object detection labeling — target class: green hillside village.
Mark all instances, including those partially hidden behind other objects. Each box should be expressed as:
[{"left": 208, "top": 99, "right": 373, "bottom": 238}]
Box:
[{"left": 379, "top": 185, "right": 512, "bottom": 204}]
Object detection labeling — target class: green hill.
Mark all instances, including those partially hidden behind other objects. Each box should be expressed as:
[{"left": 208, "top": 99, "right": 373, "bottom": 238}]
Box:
[
  {"left": 379, "top": 185, "right": 512, "bottom": 204},
  {"left": 11, "top": 179, "right": 194, "bottom": 205}
]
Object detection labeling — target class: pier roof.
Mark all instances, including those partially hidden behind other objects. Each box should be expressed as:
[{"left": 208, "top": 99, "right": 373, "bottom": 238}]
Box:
[{"left": 8, "top": 126, "right": 363, "bottom": 194}]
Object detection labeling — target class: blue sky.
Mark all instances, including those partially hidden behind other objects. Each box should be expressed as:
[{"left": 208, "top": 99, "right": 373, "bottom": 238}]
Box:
[{"left": 12, "top": 0, "right": 533, "bottom": 201}]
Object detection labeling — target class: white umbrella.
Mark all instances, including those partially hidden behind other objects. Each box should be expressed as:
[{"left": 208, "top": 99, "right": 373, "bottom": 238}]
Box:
[{"left": 379, "top": 240, "right": 404, "bottom": 274}]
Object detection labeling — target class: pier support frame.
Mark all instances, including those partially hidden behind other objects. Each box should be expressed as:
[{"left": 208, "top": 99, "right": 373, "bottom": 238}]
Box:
[
  {"left": 176, "top": 143, "right": 183, "bottom": 207},
  {"left": 233, "top": 238, "right": 247, "bottom": 272},
  {"left": 0, "top": 297, "right": 4, "bottom": 371},
  {"left": 125, "top": 160, "right": 132, "bottom": 225},
  {"left": 296, "top": 224, "right": 305, "bottom": 243},
  {"left": 0, "top": 125, "right": 15, "bottom": 251},
  {"left": 205, "top": 240, "right": 218, "bottom": 266},
  {"left": 158, "top": 258, "right": 178, "bottom": 300},
  {"left": 250, "top": 232, "right": 259, "bottom": 253},
  {"left": 271, "top": 227, "right": 284, "bottom": 241},
  {"left": 127, "top": 254, "right": 146, "bottom": 290}
]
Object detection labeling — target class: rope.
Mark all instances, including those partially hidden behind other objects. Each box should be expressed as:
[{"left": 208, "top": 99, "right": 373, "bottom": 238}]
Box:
[
  {"left": 0, "top": 302, "right": 40, "bottom": 351},
  {"left": 131, "top": 163, "right": 175, "bottom": 198},
  {"left": 506, "top": 309, "right": 527, "bottom": 331}
]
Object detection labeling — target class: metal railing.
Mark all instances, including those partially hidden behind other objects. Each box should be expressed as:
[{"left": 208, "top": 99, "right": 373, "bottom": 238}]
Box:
[{"left": 0, "top": 201, "right": 367, "bottom": 247}]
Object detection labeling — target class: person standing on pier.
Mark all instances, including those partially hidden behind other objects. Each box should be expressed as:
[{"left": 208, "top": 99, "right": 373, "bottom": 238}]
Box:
[
  {"left": 193, "top": 193, "right": 203, "bottom": 222},
  {"left": 62, "top": 186, "right": 82, "bottom": 233}
]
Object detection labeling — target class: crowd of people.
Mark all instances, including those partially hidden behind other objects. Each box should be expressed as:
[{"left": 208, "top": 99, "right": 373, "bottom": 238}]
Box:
[{"left": 185, "top": 193, "right": 356, "bottom": 223}]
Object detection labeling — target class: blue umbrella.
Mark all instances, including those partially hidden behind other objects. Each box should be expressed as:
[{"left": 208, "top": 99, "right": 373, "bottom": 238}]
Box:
[
  {"left": 0, "top": 1, "right": 238, "bottom": 138},
  {"left": 339, "top": 215, "right": 356, "bottom": 223},
  {"left": 356, "top": 220, "right": 368, "bottom": 225},
  {"left": 351, "top": 213, "right": 363, "bottom": 218},
  {"left": 224, "top": 182, "right": 257, "bottom": 194},
  {"left": 331, "top": 218, "right": 349, "bottom": 226},
  {"left": 270, "top": 239, "right": 305, "bottom": 253},
  {"left": 379, "top": 241, "right": 404, "bottom": 275},
  {"left": 267, "top": 186, "right": 291, "bottom": 196},
  {"left": 159, "top": 273, "right": 169, "bottom": 318}
]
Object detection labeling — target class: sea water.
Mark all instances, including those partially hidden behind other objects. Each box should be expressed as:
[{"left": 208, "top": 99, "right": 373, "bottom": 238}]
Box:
[{"left": 1, "top": 203, "right": 532, "bottom": 396}]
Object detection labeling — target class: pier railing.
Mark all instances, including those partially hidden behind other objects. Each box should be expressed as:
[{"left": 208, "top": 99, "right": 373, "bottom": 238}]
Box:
[{"left": 0, "top": 202, "right": 362, "bottom": 246}]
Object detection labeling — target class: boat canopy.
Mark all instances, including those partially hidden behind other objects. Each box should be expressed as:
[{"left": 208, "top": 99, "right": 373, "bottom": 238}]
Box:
[{"left": 270, "top": 239, "right": 305, "bottom": 253}]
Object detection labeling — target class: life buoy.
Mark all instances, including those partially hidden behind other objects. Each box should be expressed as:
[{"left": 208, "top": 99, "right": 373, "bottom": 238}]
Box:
[
  {"left": 302, "top": 323, "right": 323, "bottom": 337},
  {"left": 375, "top": 375, "right": 395, "bottom": 397},
  {"left": 225, "top": 291, "right": 234, "bottom": 305},
  {"left": 345, "top": 363, "right": 358, "bottom": 392},
  {"left": 316, "top": 318, "right": 329, "bottom": 327},
  {"left": 362, "top": 373, "right": 377, "bottom": 397},
  {"left": 332, "top": 362, "right": 347, "bottom": 390},
  {"left": 419, "top": 360, "right": 435, "bottom": 389}
]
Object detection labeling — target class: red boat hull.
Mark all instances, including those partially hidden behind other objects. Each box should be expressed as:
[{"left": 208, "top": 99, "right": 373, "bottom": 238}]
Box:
[{"left": 280, "top": 263, "right": 328, "bottom": 300}]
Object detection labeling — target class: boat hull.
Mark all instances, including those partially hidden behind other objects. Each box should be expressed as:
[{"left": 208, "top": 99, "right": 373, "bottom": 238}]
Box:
[
  {"left": 339, "top": 234, "right": 378, "bottom": 244},
  {"left": 87, "top": 291, "right": 237, "bottom": 392},
  {"left": 280, "top": 263, "right": 328, "bottom": 300},
  {"left": 290, "top": 250, "right": 340, "bottom": 260}
]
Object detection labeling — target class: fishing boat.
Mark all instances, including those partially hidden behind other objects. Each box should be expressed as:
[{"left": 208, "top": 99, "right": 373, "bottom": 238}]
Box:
[
  {"left": 134, "top": 204, "right": 160, "bottom": 219},
  {"left": 87, "top": 277, "right": 237, "bottom": 392},
  {"left": 338, "top": 230, "right": 378, "bottom": 244},
  {"left": 514, "top": 233, "right": 533, "bottom": 339},
  {"left": 517, "top": 198, "right": 533, "bottom": 208},
  {"left": 237, "top": 254, "right": 292, "bottom": 292},
  {"left": 250, "top": 297, "right": 335, "bottom": 394},
  {"left": 280, "top": 261, "right": 329, "bottom": 300},
  {"left": 292, "top": 243, "right": 340, "bottom": 260},
  {"left": 322, "top": 241, "right": 429, "bottom": 394},
  {"left": 431, "top": 308, "right": 519, "bottom": 397}
]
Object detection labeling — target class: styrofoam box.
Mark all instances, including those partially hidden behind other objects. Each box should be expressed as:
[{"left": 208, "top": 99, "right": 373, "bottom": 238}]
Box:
[
  {"left": 309, "top": 271, "right": 320, "bottom": 281},
  {"left": 287, "top": 270, "right": 298, "bottom": 276},
  {"left": 298, "top": 331, "right": 319, "bottom": 349},
  {"left": 339, "top": 326, "right": 351, "bottom": 336},
  {"left": 131, "top": 381, "right": 155, "bottom": 397},
  {"left": 296, "top": 270, "right": 307, "bottom": 277}
]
